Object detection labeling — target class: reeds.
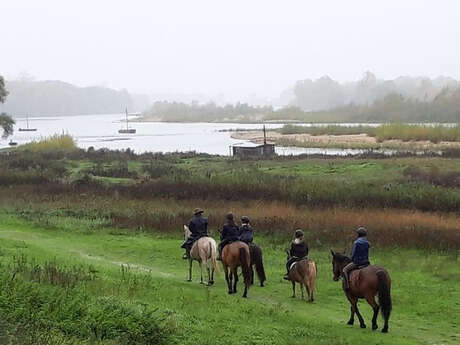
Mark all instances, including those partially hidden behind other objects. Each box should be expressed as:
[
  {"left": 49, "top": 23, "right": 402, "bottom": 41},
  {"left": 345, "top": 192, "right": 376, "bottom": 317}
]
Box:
[{"left": 19, "top": 134, "right": 77, "bottom": 152}]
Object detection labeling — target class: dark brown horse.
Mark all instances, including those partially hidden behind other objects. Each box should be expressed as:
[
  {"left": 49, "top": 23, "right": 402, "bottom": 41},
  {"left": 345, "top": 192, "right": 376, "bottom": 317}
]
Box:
[
  {"left": 331, "top": 250, "right": 392, "bottom": 333},
  {"left": 249, "top": 243, "right": 266, "bottom": 287},
  {"left": 222, "top": 241, "right": 251, "bottom": 298}
]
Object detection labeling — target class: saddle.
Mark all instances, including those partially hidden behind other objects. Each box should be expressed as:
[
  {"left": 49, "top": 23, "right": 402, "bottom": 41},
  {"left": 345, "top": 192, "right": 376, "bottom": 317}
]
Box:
[{"left": 289, "top": 258, "right": 308, "bottom": 271}]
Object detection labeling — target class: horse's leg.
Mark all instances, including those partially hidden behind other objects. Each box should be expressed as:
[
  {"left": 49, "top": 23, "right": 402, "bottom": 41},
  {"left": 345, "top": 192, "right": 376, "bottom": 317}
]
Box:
[
  {"left": 350, "top": 297, "right": 366, "bottom": 328},
  {"left": 250, "top": 266, "right": 254, "bottom": 285},
  {"left": 346, "top": 294, "right": 355, "bottom": 325},
  {"left": 291, "top": 281, "right": 296, "bottom": 298},
  {"left": 300, "top": 283, "right": 305, "bottom": 300},
  {"left": 199, "top": 261, "right": 203, "bottom": 284},
  {"left": 224, "top": 265, "right": 232, "bottom": 294},
  {"left": 365, "top": 294, "right": 379, "bottom": 331},
  {"left": 188, "top": 259, "right": 192, "bottom": 282},
  {"left": 232, "top": 267, "right": 238, "bottom": 293}
]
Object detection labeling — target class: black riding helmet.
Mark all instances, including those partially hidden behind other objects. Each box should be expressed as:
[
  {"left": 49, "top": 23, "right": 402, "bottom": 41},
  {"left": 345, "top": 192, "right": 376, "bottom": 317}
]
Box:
[
  {"left": 295, "top": 229, "right": 304, "bottom": 238},
  {"left": 241, "top": 216, "right": 250, "bottom": 224},
  {"left": 226, "top": 212, "right": 234, "bottom": 221},
  {"left": 356, "top": 227, "right": 367, "bottom": 237}
]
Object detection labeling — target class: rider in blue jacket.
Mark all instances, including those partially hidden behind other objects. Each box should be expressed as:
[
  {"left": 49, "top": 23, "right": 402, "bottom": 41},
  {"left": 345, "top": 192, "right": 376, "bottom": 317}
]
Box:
[
  {"left": 342, "top": 227, "right": 370, "bottom": 289},
  {"left": 238, "top": 216, "right": 254, "bottom": 244}
]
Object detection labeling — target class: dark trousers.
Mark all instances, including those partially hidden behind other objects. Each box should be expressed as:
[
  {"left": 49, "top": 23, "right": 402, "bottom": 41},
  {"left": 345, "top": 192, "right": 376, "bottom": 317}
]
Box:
[{"left": 286, "top": 256, "right": 304, "bottom": 273}]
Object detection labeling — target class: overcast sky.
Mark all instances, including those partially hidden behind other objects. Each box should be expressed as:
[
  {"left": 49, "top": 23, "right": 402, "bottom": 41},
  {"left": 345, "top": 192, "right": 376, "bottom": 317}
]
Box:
[{"left": 2, "top": 0, "right": 460, "bottom": 100}]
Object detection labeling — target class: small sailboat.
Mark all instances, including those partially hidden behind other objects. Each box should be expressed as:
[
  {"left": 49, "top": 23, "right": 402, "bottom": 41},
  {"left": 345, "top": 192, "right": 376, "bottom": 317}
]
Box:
[
  {"left": 18, "top": 114, "right": 37, "bottom": 132},
  {"left": 8, "top": 140, "right": 18, "bottom": 146},
  {"left": 118, "top": 108, "right": 136, "bottom": 134}
]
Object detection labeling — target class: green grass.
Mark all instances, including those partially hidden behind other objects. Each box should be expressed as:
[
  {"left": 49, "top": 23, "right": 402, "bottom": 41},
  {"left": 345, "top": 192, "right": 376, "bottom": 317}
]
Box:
[{"left": 0, "top": 213, "right": 458, "bottom": 345}]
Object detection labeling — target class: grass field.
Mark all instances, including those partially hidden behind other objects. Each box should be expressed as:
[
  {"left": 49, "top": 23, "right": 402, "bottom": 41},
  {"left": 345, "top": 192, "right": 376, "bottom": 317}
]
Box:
[{"left": 0, "top": 213, "right": 458, "bottom": 345}]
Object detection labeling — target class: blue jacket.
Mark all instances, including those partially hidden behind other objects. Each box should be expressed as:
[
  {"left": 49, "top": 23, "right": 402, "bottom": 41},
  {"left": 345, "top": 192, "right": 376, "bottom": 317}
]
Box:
[
  {"left": 351, "top": 237, "right": 370, "bottom": 266},
  {"left": 239, "top": 224, "right": 253, "bottom": 243}
]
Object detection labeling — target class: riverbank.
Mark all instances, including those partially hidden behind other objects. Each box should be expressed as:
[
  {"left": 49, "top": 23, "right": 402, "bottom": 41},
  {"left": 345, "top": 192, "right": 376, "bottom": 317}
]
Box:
[{"left": 232, "top": 130, "right": 460, "bottom": 150}]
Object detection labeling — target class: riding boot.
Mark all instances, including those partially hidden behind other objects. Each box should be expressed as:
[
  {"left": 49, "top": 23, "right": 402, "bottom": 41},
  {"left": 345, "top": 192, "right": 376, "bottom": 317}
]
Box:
[
  {"left": 343, "top": 272, "right": 350, "bottom": 290},
  {"left": 217, "top": 247, "right": 222, "bottom": 261},
  {"left": 182, "top": 249, "right": 190, "bottom": 260}
]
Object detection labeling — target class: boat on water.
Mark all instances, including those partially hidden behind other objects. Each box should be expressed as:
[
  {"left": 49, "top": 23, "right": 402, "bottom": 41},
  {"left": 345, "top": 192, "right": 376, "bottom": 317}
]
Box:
[
  {"left": 18, "top": 114, "right": 37, "bottom": 132},
  {"left": 118, "top": 108, "right": 136, "bottom": 134},
  {"left": 8, "top": 140, "right": 18, "bottom": 146}
]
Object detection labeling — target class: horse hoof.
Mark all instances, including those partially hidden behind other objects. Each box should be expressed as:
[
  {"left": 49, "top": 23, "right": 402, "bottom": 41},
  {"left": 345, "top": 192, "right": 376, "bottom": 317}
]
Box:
[
  {"left": 187, "top": 279, "right": 192, "bottom": 282},
  {"left": 347, "top": 321, "right": 354, "bottom": 325},
  {"left": 200, "top": 281, "right": 204, "bottom": 284},
  {"left": 360, "top": 324, "right": 366, "bottom": 329},
  {"left": 382, "top": 328, "right": 388, "bottom": 333},
  {"left": 242, "top": 294, "right": 247, "bottom": 298},
  {"left": 372, "top": 324, "right": 378, "bottom": 331},
  {"left": 228, "top": 290, "right": 233, "bottom": 294}
]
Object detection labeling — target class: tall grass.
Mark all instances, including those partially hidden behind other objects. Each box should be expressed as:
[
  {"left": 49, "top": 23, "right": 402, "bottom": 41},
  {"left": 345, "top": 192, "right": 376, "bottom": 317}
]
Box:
[
  {"left": 375, "top": 123, "right": 460, "bottom": 143},
  {"left": 19, "top": 134, "right": 77, "bottom": 152},
  {"left": 279, "top": 124, "right": 378, "bottom": 136},
  {"left": 278, "top": 123, "right": 460, "bottom": 144}
]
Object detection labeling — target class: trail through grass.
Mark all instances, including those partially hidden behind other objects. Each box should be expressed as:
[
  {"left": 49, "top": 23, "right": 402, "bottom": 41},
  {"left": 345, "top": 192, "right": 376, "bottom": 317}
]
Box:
[{"left": 0, "top": 214, "right": 458, "bottom": 345}]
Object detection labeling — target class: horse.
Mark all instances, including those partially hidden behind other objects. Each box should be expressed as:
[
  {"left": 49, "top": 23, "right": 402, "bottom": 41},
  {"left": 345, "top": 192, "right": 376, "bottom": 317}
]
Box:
[
  {"left": 285, "top": 251, "right": 317, "bottom": 302},
  {"left": 331, "top": 250, "right": 392, "bottom": 333},
  {"left": 221, "top": 241, "right": 251, "bottom": 298},
  {"left": 183, "top": 225, "right": 218, "bottom": 285},
  {"left": 248, "top": 243, "right": 266, "bottom": 287}
]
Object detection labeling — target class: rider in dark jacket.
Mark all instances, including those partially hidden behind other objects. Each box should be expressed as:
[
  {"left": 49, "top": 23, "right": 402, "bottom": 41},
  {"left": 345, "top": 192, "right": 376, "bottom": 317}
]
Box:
[
  {"left": 181, "top": 208, "right": 208, "bottom": 259},
  {"left": 284, "top": 229, "right": 308, "bottom": 280},
  {"left": 239, "top": 216, "right": 254, "bottom": 244},
  {"left": 342, "top": 227, "right": 370, "bottom": 289},
  {"left": 217, "top": 213, "right": 240, "bottom": 260}
]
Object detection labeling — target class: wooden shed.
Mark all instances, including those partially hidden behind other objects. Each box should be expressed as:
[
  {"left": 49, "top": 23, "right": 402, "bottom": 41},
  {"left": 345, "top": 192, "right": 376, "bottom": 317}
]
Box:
[{"left": 230, "top": 125, "right": 276, "bottom": 157}]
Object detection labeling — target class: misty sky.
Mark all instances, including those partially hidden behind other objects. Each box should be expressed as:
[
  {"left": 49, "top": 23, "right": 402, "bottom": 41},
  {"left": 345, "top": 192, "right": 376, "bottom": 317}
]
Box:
[{"left": 2, "top": 0, "right": 460, "bottom": 100}]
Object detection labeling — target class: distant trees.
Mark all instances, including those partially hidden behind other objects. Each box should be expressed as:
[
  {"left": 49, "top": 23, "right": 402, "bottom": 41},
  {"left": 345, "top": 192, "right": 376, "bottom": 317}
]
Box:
[
  {"left": 292, "top": 72, "right": 460, "bottom": 112},
  {"left": 0, "top": 79, "right": 136, "bottom": 116},
  {"left": 0, "top": 75, "right": 15, "bottom": 139}
]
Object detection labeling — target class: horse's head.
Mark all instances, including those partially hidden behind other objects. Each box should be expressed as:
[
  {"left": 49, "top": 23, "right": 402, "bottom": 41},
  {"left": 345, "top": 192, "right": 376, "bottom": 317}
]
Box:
[
  {"left": 330, "top": 250, "right": 350, "bottom": 282},
  {"left": 183, "top": 225, "right": 191, "bottom": 240}
]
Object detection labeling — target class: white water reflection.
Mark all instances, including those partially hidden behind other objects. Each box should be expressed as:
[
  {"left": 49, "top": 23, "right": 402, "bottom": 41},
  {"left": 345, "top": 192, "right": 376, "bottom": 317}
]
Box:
[{"left": 0, "top": 114, "right": 445, "bottom": 156}]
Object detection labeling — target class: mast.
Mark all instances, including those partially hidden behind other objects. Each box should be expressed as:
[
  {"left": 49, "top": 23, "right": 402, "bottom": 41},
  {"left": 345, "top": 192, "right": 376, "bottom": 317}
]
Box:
[
  {"left": 125, "top": 108, "right": 129, "bottom": 130},
  {"left": 263, "top": 124, "right": 267, "bottom": 145},
  {"left": 26, "top": 114, "right": 29, "bottom": 129}
]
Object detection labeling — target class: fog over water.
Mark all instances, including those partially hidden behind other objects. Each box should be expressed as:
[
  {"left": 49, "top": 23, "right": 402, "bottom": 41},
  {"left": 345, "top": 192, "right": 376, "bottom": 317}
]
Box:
[{"left": 2, "top": 0, "right": 460, "bottom": 102}]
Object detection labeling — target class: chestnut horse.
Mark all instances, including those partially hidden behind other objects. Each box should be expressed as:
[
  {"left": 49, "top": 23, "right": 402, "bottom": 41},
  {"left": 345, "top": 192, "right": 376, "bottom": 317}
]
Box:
[
  {"left": 222, "top": 241, "right": 251, "bottom": 298},
  {"left": 184, "top": 225, "right": 218, "bottom": 285},
  {"left": 331, "top": 250, "right": 392, "bottom": 333},
  {"left": 286, "top": 251, "right": 317, "bottom": 302}
]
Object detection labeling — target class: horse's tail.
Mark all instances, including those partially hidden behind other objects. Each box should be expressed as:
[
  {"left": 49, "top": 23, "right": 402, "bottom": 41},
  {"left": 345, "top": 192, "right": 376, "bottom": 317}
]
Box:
[
  {"left": 210, "top": 241, "right": 219, "bottom": 274},
  {"left": 253, "top": 246, "right": 266, "bottom": 285},
  {"left": 377, "top": 270, "right": 392, "bottom": 321},
  {"left": 239, "top": 247, "right": 251, "bottom": 287},
  {"left": 309, "top": 261, "right": 317, "bottom": 293}
]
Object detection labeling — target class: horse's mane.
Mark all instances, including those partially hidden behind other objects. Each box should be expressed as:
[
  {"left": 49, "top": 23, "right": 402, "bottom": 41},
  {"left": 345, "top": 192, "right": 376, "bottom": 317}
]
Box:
[{"left": 334, "top": 252, "right": 351, "bottom": 263}]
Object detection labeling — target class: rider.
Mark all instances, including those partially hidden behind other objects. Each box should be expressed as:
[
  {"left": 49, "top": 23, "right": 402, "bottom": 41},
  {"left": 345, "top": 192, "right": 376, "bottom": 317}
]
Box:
[
  {"left": 284, "top": 229, "right": 308, "bottom": 280},
  {"left": 239, "top": 216, "right": 254, "bottom": 244},
  {"left": 181, "top": 208, "right": 208, "bottom": 259},
  {"left": 342, "top": 227, "right": 370, "bottom": 290},
  {"left": 217, "top": 212, "right": 240, "bottom": 260}
]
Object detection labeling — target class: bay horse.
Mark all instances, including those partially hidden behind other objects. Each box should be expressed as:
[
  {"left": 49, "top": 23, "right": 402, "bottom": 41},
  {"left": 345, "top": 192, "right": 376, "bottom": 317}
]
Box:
[
  {"left": 249, "top": 243, "right": 266, "bottom": 287},
  {"left": 285, "top": 251, "right": 317, "bottom": 302},
  {"left": 184, "top": 225, "right": 218, "bottom": 285},
  {"left": 331, "top": 250, "right": 392, "bottom": 333},
  {"left": 221, "top": 241, "right": 251, "bottom": 297}
]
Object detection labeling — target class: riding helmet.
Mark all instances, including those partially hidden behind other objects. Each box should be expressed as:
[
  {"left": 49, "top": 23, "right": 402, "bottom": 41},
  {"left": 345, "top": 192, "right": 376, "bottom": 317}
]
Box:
[
  {"left": 194, "top": 208, "right": 204, "bottom": 215},
  {"left": 241, "top": 216, "right": 250, "bottom": 223},
  {"left": 355, "top": 227, "right": 367, "bottom": 237},
  {"left": 226, "top": 212, "right": 234, "bottom": 220},
  {"left": 295, "top": 229, "right": 304, "bottom": 238}
]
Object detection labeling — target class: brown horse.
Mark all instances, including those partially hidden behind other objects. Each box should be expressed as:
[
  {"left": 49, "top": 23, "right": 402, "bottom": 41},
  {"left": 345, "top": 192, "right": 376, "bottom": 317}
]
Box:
[
  {"left": 331, "top": 250, "right": 392, "bottom": 333},
  {"left": 221, "top": 241, "right": 251, "bottom": 298},
  {"left": 184, "top": 225, "right": 218, "bottom": 285},
  {"left": 249, "top": 243, "right": 266, "bottom": 287},
  {"left": 286, "top": 251, "right": 317, "bottom": 302}
]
